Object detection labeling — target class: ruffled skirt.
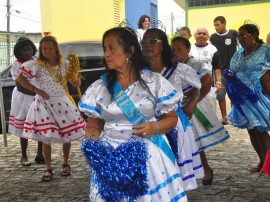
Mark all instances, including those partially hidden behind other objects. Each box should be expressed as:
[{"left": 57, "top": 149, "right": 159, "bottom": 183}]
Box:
[
  {"left": 190, "top": 96, "right": 230, "bottom": 151},
  {"left": 174, "top": 119, "right": 204, "bottom": 191},
  {"left": 225, "top": 70, "right": 270, "bottom": 131},
  {"left": 82, "top": 136, "right": 187, "bottom": 202},
  {"left": 22, "top": 95, "right": 85, "bottom": 144},
  {"left": 8, "top": 87, "right": 34, "bottom": 136}
]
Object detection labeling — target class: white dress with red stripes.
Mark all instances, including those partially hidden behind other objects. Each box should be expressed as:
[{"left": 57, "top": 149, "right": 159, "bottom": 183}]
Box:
[{"left": 20, "top": 59, "right": 85, "bottom": 144}]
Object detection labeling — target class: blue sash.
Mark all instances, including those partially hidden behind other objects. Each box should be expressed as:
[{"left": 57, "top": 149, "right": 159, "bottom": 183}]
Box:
[{"left": 101, "top": 75, "right": 176, "bottom": 164}]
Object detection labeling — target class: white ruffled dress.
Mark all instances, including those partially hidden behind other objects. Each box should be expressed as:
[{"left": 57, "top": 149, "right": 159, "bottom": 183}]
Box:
[
  {"left": 79, "top": 69, "right": 187, "bottom": 202},
  {"left": 20, "top": 59, "right": 85, "bottom": 144},
  {"left": 161, "top": 63, "right": 205, "bottom": 191},
  {"left": 9, "top": 60, "right": 35, "bottom": 136}
]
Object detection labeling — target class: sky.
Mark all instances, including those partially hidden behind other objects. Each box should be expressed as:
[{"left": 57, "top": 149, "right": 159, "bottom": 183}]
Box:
[
  {"left": 158, "top": 0, "right": 185, "bottom": 35},
  {"left": 0, "top": 0, "right": 41, "bottom": 32},
  {"left": 0, "top": 0, "right": 184, "bottom": 34}
]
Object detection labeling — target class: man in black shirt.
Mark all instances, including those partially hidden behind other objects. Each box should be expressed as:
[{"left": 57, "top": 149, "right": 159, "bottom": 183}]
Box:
[{"left": 210, "top": 16, "right": 238, "bottom": 125}]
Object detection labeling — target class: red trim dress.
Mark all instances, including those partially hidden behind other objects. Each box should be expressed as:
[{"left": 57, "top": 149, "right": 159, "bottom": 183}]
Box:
[{"left": 21, "top": 59, "right": 85, "bottom": 144}]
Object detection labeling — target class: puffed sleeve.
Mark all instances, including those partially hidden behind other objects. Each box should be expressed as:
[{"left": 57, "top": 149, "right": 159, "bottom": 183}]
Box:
[
  {"left": 263, "top": 45, "right": 270, "bottom": 72},
  {"left": 78, "top": 79, "right": 103, "bottom": 119},
  {"left": 10, "top": 61, "right": 21, "bottom": 80},
  {"left": 175, "top": 63, "right": 201, "bottom": 91},
  {"left": 19, "top": 59, "right": 38, "bottom": 79},
  {"left": 143, "top": 70, "right": 180, "bottom": 117}
]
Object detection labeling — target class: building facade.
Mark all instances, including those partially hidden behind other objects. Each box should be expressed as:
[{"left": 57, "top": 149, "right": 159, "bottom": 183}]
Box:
[
  {"left": 40, "top": 0, "right": 159, "bottom": 43},
  {"left": 186, "top": 0, "right": 270, "bottom": 43}
]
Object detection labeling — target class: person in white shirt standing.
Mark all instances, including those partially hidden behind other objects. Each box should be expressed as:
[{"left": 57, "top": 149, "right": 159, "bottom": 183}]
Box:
[
  {"left": 190, "top": 27, "right": 222, "bottom": 112},
  {"left": 136, "top": 15, "right": 150, "bottom": 43}
]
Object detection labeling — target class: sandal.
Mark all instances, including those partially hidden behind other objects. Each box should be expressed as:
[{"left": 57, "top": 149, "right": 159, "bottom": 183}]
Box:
[
  {"left": 35, "top": 156, "right": 45, "bottom": 164},
  {"left": 42, "top": 169, "right": 53, "bottom": 182},
  {"left": 247, "top": 162, "right": 263, "bottom": 173},
  {"left": 21, "top": 158, "right": 31, "bottom": 166},
  {"left": 61, "top": 164, "right": 71, "bottom": 177}
]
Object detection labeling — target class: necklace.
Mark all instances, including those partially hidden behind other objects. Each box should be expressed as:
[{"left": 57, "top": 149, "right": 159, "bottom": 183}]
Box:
[
  {"left": 244, "top": 42, "right": 259, "bottom": 59},
  {"left": 45, "top": 62, "right": 66, "bottom": 84}
]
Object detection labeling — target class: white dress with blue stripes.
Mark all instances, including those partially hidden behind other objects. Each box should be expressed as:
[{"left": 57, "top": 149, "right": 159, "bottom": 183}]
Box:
[
  {"left": 186, "top": 58, "right": 230, "bottom": 151},
  {"left": 161, "top": 63, "right": 205, "bottom": 191},
  {"left": 79, "top": 69, "right": 187, "bottom": 202}
]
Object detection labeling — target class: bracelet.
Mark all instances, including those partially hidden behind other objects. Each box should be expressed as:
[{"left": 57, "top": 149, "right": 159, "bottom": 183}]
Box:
[
  {"left": 31, "top": 86, "right": 36, "bottom": 92},
  {"left": 154, "top": 121, "right": 159, "bottom": 135},
  {"left": 216, "top": 81, "right": 222, "bottom": 85}
]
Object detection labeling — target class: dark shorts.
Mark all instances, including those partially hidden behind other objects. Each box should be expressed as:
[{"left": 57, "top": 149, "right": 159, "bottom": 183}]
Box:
[{"left": 216, "top": 77, "right": 226, "bottom": 100}]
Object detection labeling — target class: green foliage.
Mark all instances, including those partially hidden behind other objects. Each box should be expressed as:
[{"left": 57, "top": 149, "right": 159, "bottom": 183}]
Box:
[{"left": 167, "top": 32, "right": 178, "bottom": 45}]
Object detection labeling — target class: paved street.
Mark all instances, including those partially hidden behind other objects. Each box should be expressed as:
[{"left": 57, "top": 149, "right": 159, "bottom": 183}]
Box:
[{"left": 1, "top": 104, "right": 270, "bottom": 201}]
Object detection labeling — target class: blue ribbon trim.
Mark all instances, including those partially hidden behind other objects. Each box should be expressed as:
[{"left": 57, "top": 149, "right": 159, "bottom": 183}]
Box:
[
  {"left": 148, "top": 173, "right": 181, "bottom": 195},
  {"left": 157, "top": 89, "right": 177, "bottom": 104},
  {"left": 183, "top": 85, "right": 193, "bottom": 93},
  {"left": 78, "top": 100, "right": 102, "bottom": 115},
  {"left": 101, "top": 75, "right": 176, "bottom": 164}
]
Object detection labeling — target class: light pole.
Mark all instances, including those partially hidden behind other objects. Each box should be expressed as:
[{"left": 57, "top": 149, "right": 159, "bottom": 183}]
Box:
[{"left": 6, "top": 0, "right": 11, "bottom": 66}]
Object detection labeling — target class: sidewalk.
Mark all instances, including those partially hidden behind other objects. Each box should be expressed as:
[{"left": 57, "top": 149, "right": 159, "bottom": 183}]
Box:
[{"left": 1, "top": 106, "right": 270, "bottom": 201}]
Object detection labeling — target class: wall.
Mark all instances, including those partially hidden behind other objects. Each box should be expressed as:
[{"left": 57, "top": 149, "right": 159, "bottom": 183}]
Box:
[
  {"left": 40, "top": 0, "right": 125, "bottom": 43},
  {"left": 188, "top": 2, "right": 270, "bottom": 43},
  {"left": 125, "top": 0, "right": 151, "bottom": 30}
]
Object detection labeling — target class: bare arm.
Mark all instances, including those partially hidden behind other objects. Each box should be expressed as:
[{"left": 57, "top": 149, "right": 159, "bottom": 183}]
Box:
[
  {"left": 16, "top": 73, "right": 49, "bottom": 99},
  {"left": 132, "top": 110, "right": 178, "bottom": 138},
  {"left": 85, "top": 117, "right": 104, "bottom": 140},
  {"left": 197, "top": 73, "right": 213, "bottom": 102},
  {"left": 182, "top": 88, "right": 200, "bottom": 119},
  {"left": 214, "top": 68, "right": 222, "bottom": 93},
  {"left": 260, "top": 71, "right": 270, "bottom": 96}
]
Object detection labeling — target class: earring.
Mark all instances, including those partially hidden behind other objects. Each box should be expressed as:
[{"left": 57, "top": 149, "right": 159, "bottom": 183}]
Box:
[{"left": 126, "top": 57, "right": 131, "bottom": 64}]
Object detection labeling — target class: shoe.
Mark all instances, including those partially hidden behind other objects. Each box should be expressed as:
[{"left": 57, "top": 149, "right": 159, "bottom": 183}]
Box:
[
  {"left": 247, "top": 162, "right": 263, "bottom": 173},
  {"left": 21, "top": 158, "right": 31, "bottom": 166},
  {"left": 42, "top": 169, "right": 53, "bottom": 182},
  {"left": 35, "top": 156, "right": 45, "bottom": 164},
  {"left": 202, "top": 169, "right": 213, "bottom": 186},
  {"left": 61, "top": 164, "right": 71, "bottom": 177}
]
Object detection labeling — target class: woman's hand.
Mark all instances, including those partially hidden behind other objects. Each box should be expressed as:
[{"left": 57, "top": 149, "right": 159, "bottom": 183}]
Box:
[
  {"left": 215, "top": 82, "right": 222, "bottom": 94},
  {"left": 34, "top": 88, "right": 49, "bottom": 100},
  {"left": 132, "top": 122, "right": 155, "bottom": 138},
  {"left": 68, "top": 78, "right": 81, "bottom": 87}
]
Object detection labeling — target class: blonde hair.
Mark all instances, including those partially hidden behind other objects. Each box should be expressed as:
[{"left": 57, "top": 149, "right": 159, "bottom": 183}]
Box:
[{"left": 39, "top": 35, "right": 64, "bottom": 65}]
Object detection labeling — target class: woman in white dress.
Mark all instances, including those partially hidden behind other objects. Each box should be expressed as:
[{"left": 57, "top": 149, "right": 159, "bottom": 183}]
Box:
[
  {"left": 79, "top": 27, "right": 187, "bottom": 201},
  {"left": 136, "top": 15, "right": 150, "bottom": 43},
  {"left": 171, "top": 36, "right": 230, "bottom": 185},
  {"left": 16, "top": 36, "right": 85, "bottom": 182},
  {"left": 142, "top": 28, "right": 204, "bottom": 191},
  {"left": 9, "top": 37, "right": 44, "bottom": 166}
]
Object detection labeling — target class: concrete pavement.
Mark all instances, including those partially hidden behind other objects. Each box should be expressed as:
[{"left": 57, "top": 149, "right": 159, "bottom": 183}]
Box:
[{"left": 1, "top": 107, "right": 270, "bottom": 201}]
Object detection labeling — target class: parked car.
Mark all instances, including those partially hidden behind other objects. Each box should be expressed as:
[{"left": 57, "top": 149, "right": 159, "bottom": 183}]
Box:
[
  {"left": 59, "top": 41, "right": 105, "bottom": 104},
  {"left": 0, "top": 65, "right": 15, "bottom": 133},
  {"left": 0, "top": 41, "right": 105, "bottom": 133}
]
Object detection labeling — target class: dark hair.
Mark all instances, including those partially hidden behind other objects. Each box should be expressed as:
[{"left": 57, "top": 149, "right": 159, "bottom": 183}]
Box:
[
  {"left": 214, "top": 16, "right": 226, "bottom": 24},
  {"left": 137, "top": 15, "right": 150, "bottom": 29},
  {"left": 178, "top": 26, "right": 191, "bottom": 35},
  {"left": 13, "top": 37, "right": 37, "bottom": 60},
  {"left": 171, "top": 36, "right": 191, "bottom": 50},
  {"left": 239, "top": 22, "right": 264, "bottom": 44},
  {"left": 39, "top": 35, "right": 64, "bottom": 65},
  {"left": 102, "top": 27, "right": 148, "bottom": 97},
  {"left": 144, "top": 28, "right": 174, "bottom": 68}
]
